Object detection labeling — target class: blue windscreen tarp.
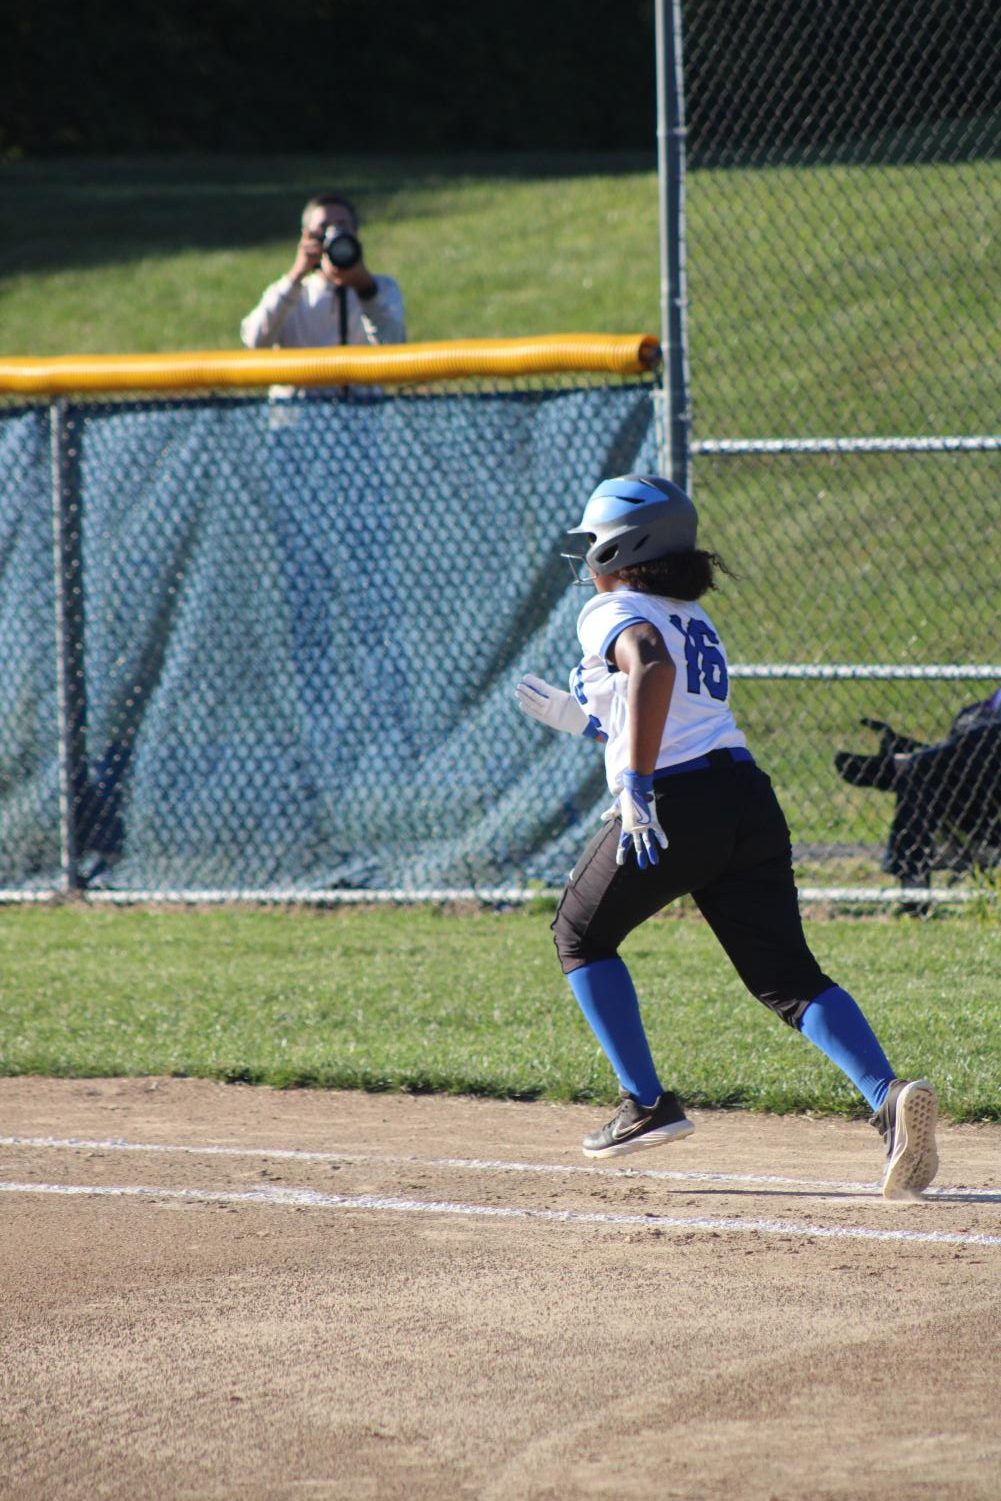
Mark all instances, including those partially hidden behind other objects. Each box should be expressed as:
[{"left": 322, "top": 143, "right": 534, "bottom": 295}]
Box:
[{"left": 0, "top": 385, "right": 658, "bottom": 891}]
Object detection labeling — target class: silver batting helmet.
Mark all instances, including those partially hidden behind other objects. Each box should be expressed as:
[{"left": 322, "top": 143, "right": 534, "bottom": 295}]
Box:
[{"left": 563, "top": 474, "right": 698, "bottom": 581}]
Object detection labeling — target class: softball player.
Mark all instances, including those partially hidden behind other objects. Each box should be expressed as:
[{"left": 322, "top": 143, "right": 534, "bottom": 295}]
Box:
[{"left": 516, "top": 474, "right": 939, "bottom": 1199}]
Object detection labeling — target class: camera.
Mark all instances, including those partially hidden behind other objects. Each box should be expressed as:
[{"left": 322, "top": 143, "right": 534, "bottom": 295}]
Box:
[{"left": 321, "top": 225, "right": 363, "bottom": 270}]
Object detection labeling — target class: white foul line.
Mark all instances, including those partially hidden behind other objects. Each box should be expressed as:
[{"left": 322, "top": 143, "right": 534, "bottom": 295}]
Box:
[
  {"left": 1, "top": 1134, "right": 998, "bottom": 1201},
  {"left": 2, "top": 1178, "right": 1001, "bottom": 1247}
]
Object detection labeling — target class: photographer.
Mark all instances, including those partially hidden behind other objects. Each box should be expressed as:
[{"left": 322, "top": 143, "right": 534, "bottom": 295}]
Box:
[{"left": 241, "top": 192, "right": 406, "bottom": 350}]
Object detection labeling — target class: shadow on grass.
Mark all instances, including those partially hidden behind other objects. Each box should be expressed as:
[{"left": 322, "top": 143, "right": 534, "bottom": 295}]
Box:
[
  {"left": 0, "top": 152, "right": 657, "bottom": 280},
  {"left": 4, "top": 120, "right": 997, "bottom": 282}
]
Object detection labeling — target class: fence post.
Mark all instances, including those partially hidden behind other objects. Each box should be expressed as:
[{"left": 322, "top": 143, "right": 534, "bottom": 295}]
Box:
[
  {"left": 655, "top": 0, "right": 691, "bottom": 493},
  {"left": 50, "top": 399, "right": 88, "bottom": 892}
]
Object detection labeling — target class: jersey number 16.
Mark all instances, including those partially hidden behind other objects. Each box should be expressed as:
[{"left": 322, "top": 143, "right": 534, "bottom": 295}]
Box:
[{"left": 669, "top": 614, "right": 729, "bottom": 702}]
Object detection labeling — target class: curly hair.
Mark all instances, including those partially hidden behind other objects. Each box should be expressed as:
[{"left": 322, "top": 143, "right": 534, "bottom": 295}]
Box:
[{"left": 616, "top": 549, "right": 735, "bottom": 602}]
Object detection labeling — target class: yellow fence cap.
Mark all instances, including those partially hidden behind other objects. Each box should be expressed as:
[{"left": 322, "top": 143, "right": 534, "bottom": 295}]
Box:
[{"left": 0, "top": 334, "right": 661, "bottom": 396}]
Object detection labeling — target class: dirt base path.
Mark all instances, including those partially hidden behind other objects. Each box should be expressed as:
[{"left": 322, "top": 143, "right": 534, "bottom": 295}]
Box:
[{"left": 1, "top": 1077, "right": 999, "bottom": 1500}]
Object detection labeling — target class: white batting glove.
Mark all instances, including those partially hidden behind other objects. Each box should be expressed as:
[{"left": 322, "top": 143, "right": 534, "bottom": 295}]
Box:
[
  {"left": 515, "top": 673, "right": 604, "bottom": 739},
  {"left": 602, "top": 770, "right": 669, "bottom": 870}
]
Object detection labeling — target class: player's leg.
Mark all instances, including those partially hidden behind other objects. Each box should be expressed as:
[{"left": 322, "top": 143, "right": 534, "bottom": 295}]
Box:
[
  {"left": 690, "top": 765, "right": 890, "bottom": 1095},
  {"left": 797, "top": 984, "right": 895, "bottom": 1111},
  {"left": 695, "top": 859, "right": 896, "bottom": 1108},
  {"left": 551, "top": 819, "right": 693, "bottom": 1156},
  {"left": 693, "top": 764, "right": 938, "bottom": 1195}
]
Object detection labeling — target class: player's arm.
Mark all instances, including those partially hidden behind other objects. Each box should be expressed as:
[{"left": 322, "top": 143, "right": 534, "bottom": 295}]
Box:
[
  {"left": 611, "top": 622, "right": 676, "bottom": 773},
  {"left": 515, "top": 673, "right": 605, "bottom": 740},
  {"left": 601, "top": 622, "right": 674, "bottom": 870}
]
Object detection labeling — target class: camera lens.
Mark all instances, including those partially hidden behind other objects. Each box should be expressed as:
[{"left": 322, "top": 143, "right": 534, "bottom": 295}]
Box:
[{"left": 321, "top": 227, "right": 362, "bottom": 270}]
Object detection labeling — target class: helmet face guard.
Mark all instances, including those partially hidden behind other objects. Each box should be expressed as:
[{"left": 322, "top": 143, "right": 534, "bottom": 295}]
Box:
[
  {"left": 562, "top": 549, "right": 601, "bottom": 585},
  {"left": 562, "top": 474, "right": 698, "bottom": 583}
]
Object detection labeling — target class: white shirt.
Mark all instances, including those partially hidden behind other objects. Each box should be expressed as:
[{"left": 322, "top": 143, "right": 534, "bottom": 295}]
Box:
[
  {"left": 572, "top": 588, "right": 746, "bottom": 793},
  {"left": 240, "top": 272, "right": 406, "bottom": 349}
]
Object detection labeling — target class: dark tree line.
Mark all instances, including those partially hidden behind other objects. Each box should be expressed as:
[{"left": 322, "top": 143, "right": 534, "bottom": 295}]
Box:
[{"left": 2, "top": 0, "right": 996, "bottom": 161}]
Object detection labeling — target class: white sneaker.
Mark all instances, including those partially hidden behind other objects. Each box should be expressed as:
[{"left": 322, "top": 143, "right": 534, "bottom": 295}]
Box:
[{"left": 871, "top": 1079, "right": 939, "bottom": 1199}]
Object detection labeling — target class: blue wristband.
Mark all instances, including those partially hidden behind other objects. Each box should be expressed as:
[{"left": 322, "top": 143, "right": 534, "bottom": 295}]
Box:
[{"left": 622, "top": 770, "right": 654, "bottom": 799}]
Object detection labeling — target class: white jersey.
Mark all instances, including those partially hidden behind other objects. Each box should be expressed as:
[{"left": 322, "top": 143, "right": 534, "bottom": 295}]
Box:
[{"left": 573, "top": 588, "right": 747, "bottom": 793}]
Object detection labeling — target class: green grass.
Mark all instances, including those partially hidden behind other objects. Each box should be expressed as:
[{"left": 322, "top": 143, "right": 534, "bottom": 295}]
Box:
[
  {"left": 686, "top": 158, "right": 999, "bottom": 436},
  {"left": 1, "top": 152, "right": 997, "bottom": 438},
  {"left": 0, "top": 153, "right": 662, "bottom": 353},
  {"left": 2, "top": 154, "right": 993, "bottom": 708},
  {"left": 1, "top": 904, "right": 997, "bottom": 1121}
]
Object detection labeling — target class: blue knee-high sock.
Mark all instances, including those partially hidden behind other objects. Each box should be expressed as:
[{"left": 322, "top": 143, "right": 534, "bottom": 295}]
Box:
[
  {"left": 799, "top": 985, "right": 895, "bottom": 1110},
  {"left": 566, "top": 958, "right": 663, "bottom": 1106}
]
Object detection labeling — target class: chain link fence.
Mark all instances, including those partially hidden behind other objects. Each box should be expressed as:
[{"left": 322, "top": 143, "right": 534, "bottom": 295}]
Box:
[
  {"left": 0, "top": 375, "right": 664, "bottom": 898},
  {"left": 680, "top": 0, "right": 1000, "bottom": 898},
  {"left": 0, "top": 3, "right": 997, "bottom": 903},
  {"left": 2, "top": 367, "right": 995, "bottom": 903}
]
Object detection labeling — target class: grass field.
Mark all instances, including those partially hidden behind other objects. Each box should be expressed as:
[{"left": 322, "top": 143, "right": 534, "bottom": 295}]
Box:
[
  {"left": 3, "top": 153, "right": 994, "bottom": 670},
  {"left": 0, "top": 153, "right": 661, "bottom": 349},
  {"left": 1, "top": 151, "right": 997, "bottom": 439},
  {"left": 0, "top": 154, "right": 996, "bottom": 1111},
  {"left": 1, "top": 903, "right": 998, "bottom": 1121},
  {"left": 2, "top": 153, "right": 996, "bottom": 669}
]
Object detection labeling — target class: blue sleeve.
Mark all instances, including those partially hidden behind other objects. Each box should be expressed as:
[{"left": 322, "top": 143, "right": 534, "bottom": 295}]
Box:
[
  {"left": 600, "top": 616, "right": 649, "bottom": 665},
  {"left": 578, "top": 595, "right": 654, "bottom": 664}
]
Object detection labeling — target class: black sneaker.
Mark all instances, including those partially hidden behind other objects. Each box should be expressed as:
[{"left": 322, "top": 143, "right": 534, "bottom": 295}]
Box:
[
  {"left": 870, "top": 1079, "right": 939, "bottom": 1199},
  {"left": 582, "top": 1089, "right": 694, "bottom": 1159}
]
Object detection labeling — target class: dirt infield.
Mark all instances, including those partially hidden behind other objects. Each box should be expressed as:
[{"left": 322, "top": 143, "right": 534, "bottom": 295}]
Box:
[{"left": 1, "top": 1078, "right": 999, "bottom": 1501}]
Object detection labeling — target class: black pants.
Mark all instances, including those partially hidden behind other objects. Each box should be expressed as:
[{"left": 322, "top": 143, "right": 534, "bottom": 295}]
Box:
[{"left": 552, "top": 756, "right": 832, "bottom": 1028}]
